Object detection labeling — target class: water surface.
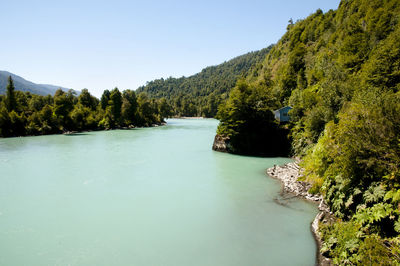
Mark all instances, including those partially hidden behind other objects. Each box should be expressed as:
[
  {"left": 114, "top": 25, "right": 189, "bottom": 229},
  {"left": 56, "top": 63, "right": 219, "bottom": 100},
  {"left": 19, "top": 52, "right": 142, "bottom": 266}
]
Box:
[{"left": 0, "top": 118, "right": 317, "bottom": 265}]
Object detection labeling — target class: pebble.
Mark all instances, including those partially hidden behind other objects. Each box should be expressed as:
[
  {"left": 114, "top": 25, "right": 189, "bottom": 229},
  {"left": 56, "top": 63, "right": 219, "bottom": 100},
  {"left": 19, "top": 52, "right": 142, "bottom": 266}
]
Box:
[{"left": 266, "top": 162, "right": 322, "bottom": 202}]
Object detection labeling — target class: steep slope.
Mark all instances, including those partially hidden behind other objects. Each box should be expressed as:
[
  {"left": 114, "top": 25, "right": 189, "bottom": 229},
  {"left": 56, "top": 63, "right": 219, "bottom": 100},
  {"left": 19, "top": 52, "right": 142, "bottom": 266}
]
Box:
[
  {"left": 136, "top": 47, "right": 271, "bottom": 117},
  {"left": 216, "top": 0, "right": 400, "bottom": 263},
  {"left": 0, "top": 71, "right": 72, "bottom": 96},
  {"left": 218, "top": 0, "right": 400, "bottom": 154}
]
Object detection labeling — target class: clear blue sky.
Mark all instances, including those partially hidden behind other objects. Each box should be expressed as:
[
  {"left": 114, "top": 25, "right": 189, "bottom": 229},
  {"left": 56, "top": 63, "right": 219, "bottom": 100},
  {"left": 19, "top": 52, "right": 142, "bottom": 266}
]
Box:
[{"left": 1, "top": 0, "right": 340, "bottom": 97}]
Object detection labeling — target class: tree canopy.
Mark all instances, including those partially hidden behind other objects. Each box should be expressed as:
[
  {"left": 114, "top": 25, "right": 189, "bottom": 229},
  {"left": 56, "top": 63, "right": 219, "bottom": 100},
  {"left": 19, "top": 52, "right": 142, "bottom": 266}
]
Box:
[
  {"left": 0, "top": 78, "right": 172, "bottom": 137},
  {"left": 136, "top": 48, "right": 271, "bottom": 117}
]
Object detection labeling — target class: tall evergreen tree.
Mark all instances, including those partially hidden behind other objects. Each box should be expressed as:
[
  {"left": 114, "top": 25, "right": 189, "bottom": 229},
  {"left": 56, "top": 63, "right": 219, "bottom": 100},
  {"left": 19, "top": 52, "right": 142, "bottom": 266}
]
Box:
[
  {"left": 100, "top": 89, "right": 111, "bottom": 110},
  {"left": 5, "top": 76, "right": 17, "bottom": 112},
  {"left": 109, "top": 88, "right": 122, "bottom": 124},
  {"left": 78, "top": 89, "right": 97, "bottom": 110}
]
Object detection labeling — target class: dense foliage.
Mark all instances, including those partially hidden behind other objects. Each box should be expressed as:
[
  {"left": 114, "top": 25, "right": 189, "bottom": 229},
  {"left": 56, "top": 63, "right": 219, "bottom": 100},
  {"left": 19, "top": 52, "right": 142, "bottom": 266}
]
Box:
[
  {"left": 136, "top": 48, "right": 270, "bottom": 117},
  {"left": 216, "top": 80, "right": 290, "bottom": 156},
  {"left": 0, "top": 77, "right": 172, "bottom": 137},
  {"left": 216, "top": 0, "right": 400, "bottom": 263}
]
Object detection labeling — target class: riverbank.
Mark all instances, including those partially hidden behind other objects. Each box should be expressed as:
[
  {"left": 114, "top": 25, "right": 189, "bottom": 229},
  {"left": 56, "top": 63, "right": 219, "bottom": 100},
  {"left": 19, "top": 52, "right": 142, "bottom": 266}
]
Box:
[
  {"left": 1, "top": 122, "right": 167, "bottom": 139},
  {"left": 173, "top": 116, "right": 205, "bottom": 119},
  {"left": 266, "top": 161, "right": 333, "bottom": 266},
  {"left": 63, "top": 122, "right": 166, "bottom": 136}
]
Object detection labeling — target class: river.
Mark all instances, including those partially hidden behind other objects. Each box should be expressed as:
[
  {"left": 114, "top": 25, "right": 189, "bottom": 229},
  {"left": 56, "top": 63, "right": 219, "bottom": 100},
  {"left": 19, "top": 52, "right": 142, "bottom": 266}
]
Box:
[{"left": 0, "top": 118, "right": 317, "bottom": 265}]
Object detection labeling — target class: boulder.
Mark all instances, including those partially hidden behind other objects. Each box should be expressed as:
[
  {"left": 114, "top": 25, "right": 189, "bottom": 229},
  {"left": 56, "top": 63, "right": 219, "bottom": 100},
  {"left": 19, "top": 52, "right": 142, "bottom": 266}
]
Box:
[{"left": 212, "top": 134, "right": 231, "bottom": 152}]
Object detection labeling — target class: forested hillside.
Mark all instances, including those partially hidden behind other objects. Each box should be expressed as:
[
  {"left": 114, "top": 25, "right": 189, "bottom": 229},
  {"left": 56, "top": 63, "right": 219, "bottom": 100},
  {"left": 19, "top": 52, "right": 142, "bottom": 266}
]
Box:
[
  {"left": 136, "top": 48, "right": 271, "bottom": 117},
  {"left": 0, "top": 71, "right": 74, "bottom": 96},
  {"left": 0, "top": 77, "right": 172, "bottom": 137},
  {"left": 216, "top": 0, "right": 400, "bottom": 263}
]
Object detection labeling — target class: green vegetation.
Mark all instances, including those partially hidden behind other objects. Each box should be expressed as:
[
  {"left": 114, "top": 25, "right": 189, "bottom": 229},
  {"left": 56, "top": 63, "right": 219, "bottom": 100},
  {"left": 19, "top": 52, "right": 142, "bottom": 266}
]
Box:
[
  {"left": 0, "top": 70, "right": 74, "bottom": 96},
  {"left": 0, "top": 78, "right": 172, "bottom": 137},
  {"left": 216, "top": 80, "right": 290, "bottom": 156},
  {"left": 136, "top": 48, "right": 271, "bottom": 117},
  {"left": 215, "top": 0, "right": 400, "bottom": 263},
  {"left": 2, "top": 0, "right": 400, "bottom": 262}
]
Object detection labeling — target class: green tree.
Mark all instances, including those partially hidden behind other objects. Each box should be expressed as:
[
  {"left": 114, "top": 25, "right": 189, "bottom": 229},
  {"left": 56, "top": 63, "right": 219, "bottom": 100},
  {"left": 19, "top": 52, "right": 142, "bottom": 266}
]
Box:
[
  {"left": 100, "top": 89, "right": 110, "bottom": 110},
  {"left": 53, "top": 89, "right": 74, "bottom": 130},
  {"left": 78, "top": 89, "right": 98, "bottom": 110},
  {"left": 5, "top": 76, "right": 17, "bottom": 112},
  {"left": 121, "top": 90, "right": 138, "bottom": 125},
  {"left": 158, "top": 98, "right": 172, "bottom": 119},
  {"left": 137, "top": 93, "right": 155, "bottom": 126},
  {"left": 135, "top": 47, "right": 272, "bottom": 117},
  {"left": 109, "top": 88, "right": 122, "bottom": 126},
  {"left": 216, "top": 81, "right": 290, "bottom": 156}
]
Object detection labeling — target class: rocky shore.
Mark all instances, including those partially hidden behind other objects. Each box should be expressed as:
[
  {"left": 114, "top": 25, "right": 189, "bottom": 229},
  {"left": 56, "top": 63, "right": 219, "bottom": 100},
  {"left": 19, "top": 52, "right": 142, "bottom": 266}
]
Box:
[{"left": 266, "top": 161, "right": 333, "bottom": 266}]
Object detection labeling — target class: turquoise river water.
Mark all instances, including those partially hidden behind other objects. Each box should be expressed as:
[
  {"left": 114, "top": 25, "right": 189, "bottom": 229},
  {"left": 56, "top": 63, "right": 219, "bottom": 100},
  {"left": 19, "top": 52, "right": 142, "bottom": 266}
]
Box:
[{"left": 0, "top": 118, "right": 317, "bottom": 266}]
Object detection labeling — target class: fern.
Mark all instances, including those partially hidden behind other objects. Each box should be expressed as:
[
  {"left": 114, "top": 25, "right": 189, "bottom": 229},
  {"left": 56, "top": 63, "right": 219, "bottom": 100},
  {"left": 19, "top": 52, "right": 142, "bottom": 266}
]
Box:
[
  {"left": 385, "top": 189, "right": 400, "bottom": 203},
  {"left": 364, "top": 183, "right": 386, "bottom": 203},
  {"left": 354, "top": 203, "right": 395, "bottom": 225},
  {"left": 395, "top": 219, "right": 400, "bottom": 233}
]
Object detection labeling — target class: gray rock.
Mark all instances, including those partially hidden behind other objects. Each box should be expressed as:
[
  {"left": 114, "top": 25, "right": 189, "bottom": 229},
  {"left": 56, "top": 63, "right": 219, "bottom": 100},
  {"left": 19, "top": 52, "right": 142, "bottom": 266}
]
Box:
[{"left": 212, "top": 134, "right": 231, "bottom": 152}]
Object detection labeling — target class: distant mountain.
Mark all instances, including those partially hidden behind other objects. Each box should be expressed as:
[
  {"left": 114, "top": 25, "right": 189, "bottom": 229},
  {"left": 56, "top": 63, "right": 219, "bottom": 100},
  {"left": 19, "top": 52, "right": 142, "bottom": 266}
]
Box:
[{"left": 0, "top": 71, "right": 76, "bottom": 96}]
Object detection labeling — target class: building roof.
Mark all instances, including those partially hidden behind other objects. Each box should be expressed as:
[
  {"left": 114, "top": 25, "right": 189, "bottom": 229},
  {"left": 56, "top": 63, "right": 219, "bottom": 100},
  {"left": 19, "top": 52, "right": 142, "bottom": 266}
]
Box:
[{"left": 274, "top": 106, "right": 292, "bottom": 112}]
